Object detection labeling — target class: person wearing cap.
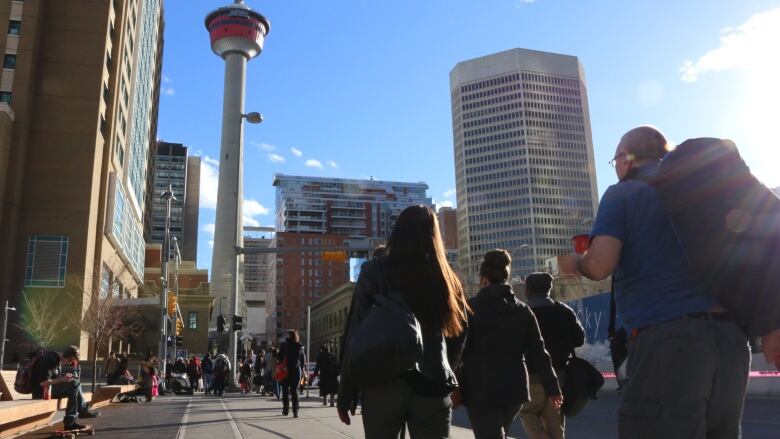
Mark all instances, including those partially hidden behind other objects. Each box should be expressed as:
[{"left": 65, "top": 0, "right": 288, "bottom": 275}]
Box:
[
  {"left": 457, "top": 250, "right": 562, "bottom": 439},
  {"left": 563, "top": 126, "right": 750, "bottom": 438},
  {"left": 519, "top": 272, "right": 584, "bottom": 439}
]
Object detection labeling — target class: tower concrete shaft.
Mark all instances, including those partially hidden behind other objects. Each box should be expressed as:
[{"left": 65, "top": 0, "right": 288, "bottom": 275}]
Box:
[{"left": 206, "top": 0, "right": 269, "bottom": 380}]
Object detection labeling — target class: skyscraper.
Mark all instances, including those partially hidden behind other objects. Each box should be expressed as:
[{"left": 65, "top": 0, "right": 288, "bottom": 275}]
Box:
[
  {"left": 0, "top": 0, "right": 164, "bottom": 353},
  {"left": 146, "top": 141, "right": 200, "bottom": 262},
  {"left": 243, "top": 227, "right": 273, "bottom": 341},
  {"left": 450, "top": 48, "right": 598, "bottom": 289}
]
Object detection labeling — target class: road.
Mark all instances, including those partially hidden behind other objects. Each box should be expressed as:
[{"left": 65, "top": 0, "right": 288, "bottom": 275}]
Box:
[{"left": 19, "top": 391, "right": 780, "bottom": 438}]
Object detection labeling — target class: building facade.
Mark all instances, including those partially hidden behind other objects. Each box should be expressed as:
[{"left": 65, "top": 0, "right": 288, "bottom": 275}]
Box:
[
  {"left": 310, "top": 282, "right": 353, "bottom": 361},
  {"left": 436, "top": 206, "right": 459, "bottom": 271},
  {"left": 450, "top": 48, "right": 599, "bottom": 290},
  {"left": 273, "top": 174, "right": 432, "bottom": 239},
  {"left": 0, "top": 0, "right": 164, "bottom": 354},
  {"left": 146, "top": 141, "right": 200, "bottom": 262},
  {"left": 243, "top": 228, "right": 272, "bottom": 342}
]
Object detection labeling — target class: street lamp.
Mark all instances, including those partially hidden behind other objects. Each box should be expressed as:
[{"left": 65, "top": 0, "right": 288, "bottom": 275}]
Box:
[
  {"left": 242, "top": 112, "right": 263, "bottom": 124},
  {"left": 0, "top": 300, "right": 17, "bottom": 370},
  {"left": 171, "top": 237, "right": 181, "bottom": 357},
  {"left": 158, "top": 184, "right": 176, "bottom": 378},
  {"left": 512, "top": 243, "right": 533, "bottom": 282}
]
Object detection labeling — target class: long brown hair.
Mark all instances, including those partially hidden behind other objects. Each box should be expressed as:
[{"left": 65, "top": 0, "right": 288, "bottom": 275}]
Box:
[{"left": 386, "top": 205, "right": 469, "bottom": 337}]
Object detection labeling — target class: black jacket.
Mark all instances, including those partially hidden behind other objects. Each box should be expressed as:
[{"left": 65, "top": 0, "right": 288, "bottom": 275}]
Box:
[
  {"left": 279, "top": 341, "right": 306, "bottom": 384},
  {"left": 338, "top": 258, "right": 467, "bottom": 410},
  {"left": 527, "top": 295, "right": 586, "bottom": 372},
  {"left": 459, "top": 284, "right": 560, "bottom": 409}
]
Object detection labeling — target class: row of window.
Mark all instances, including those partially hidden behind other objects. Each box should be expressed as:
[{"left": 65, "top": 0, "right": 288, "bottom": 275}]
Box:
[
  {"left": 530, "top": 176, "right": 592, "bottom": 189},
  {"left": 464, "top": 147, "right": 526, "bottom": 166},
  {"left": 462, "top": 82, "right": 522, "bottom": 102},
  {"left": 464, "top": 129, "right": 525, "bottom": 147},
  {"left": 526, "top": 100, "right": 583, "bottom": 115},
  {"left": 525, "top": 110, "right": 584, "bottom": 124},
  {"left": 527, "top": 146, "right": 588, "bottom": 161},
  {"left": 521, "top": 72, "right": 579, "bottom": 88},
  {"left": 462, "top": 101, "right": 523, "bottom": 121},
  {"left": 523, "top": 91, "right": 582, "bottom": 107},
  {"left": 461, "top": 92, "right": 523, "bottom": 111},
  {"left": 526, "top": 128, "right": 585, "bottom": 142},
  {"left": 529, "top": 165, "right": 590, "bottom": 180},
  {"left": 460, "top": 73, "right": 521, "bottom": 94},
  {"left": 464, "top": 120, "right": 523, "bottom": 139},
  {"left": 526, "top": 119, "right": 585, "bottom": 134},
  {"left": 466, "top": 158, "right": 527, "bottom": 178},
  {"left": 467, "top": 179, "right": 530, "bottom": 201},
  {"left": 465, "top": 167, "right": 528, "bottom": 186},
  {"left": 531, "top": 186, "right": 593, "bottom": 200},
  {"left": 463, "top": 111, "right": 523, "bottom": 129},
  {"left": 522, "top": 82, "right": 581, "bottom": 97},
  {"left": 463, "top": 139, "right": 526, "bottom": 158},
  {"left": 528, "top": 156, "right": 588, "bottom": 169}
]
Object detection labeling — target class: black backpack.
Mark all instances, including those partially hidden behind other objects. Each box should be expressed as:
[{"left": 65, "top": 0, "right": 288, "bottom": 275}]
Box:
[
  {"left": 14, "top": 349, "right": 47, "bottom": 394},
  {"left": 649, "top": 138, "right": 780, "bottom": 337}
]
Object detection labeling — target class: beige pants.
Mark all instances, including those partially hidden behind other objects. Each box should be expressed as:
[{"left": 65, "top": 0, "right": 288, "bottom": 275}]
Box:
[{"left": 519, "top": 374, "right": 565, "bottom": 439}]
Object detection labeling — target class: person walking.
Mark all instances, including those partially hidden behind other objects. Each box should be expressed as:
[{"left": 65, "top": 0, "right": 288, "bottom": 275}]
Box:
[
  {"left": 457, "top": 250, "right": 562, "bottom": 439},
  {"left": 202, "top": 353, "right": 214, "bottom": 395},
  {"left": 212, "top": 353, "right": 231, "bottom": 397},
  {"left": 239, "top": 358, "right": 252, "bottom": 395},
  {"left": 265, "top": 347, "right": 280, "bottom": 399},
  {"left": 279, "top": 330, "right": 307, "bottom": 417},
  {"left": 520, "top": 272, "right": 584, "bottom": 439},
  {"left": 313, "top": 345, "right": 339, "bottom": 406},
  {"left": 565, "top": 125, "right": 752, "bottom": 438},
  {"left": 187, "top": 355, "right": 202, "bottom": 392},
  {"left": 253, "top": 350, "right": 265, "bottom": 394},
  {"left": 104, "top": 351, "right": 119, "bottom": 385},
  {"left": 337, "top": 205, "right": 470, "bottom": 439}
]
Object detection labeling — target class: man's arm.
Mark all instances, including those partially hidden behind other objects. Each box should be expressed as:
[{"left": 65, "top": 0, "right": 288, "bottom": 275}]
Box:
[{"left": 577, "top": 235, "right": 623, "bottom": 281}]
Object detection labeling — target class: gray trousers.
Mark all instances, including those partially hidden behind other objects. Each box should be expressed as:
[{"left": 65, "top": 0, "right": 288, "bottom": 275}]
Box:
[
  {"left": 618, "top": 318, "right": 750, "bottom": 439},
  {"left": 361, "top": 378, "right": 452, "bottom": 439},
  {"left": 467, "top": 404, "right": 522, "bottom": 439}
]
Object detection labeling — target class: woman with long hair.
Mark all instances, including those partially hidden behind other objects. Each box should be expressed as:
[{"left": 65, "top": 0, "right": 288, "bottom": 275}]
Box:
[
  {"left": 338, "top": 205, "right": 470, "bottom": 438},
  {"left": 279, "top": 330, "right": 307, "bottom": 417},
  {"left": 459, "top": 250, "right": 562, "bottom": 439}
]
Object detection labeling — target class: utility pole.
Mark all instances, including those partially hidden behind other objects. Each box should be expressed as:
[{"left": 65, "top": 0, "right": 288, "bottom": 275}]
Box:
[
  {"left": 306, "top": 305, "right": 311, "bottom": 398},
  {"left": 0, "top": 300, "right": 16, "bottom": 370},
  {"left": 159, "top": 184, "right": 176, "bottom": 377},
  {"left": 172, "top": 237, "right": 181, "bottom": 358}
]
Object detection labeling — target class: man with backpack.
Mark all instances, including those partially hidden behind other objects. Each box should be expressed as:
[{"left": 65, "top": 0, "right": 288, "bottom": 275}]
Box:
[
  {"left": 212, "top": 352, "right": 231, "bottom": 396},
  {"left": 565, "top": 126, "right": 751, "bottom": 438},
  {"left": 30, "top": 346, "right": 100, "bottom": 431},
  {"left": 520, "top": 272, "right": 585, "bottom": 439}
]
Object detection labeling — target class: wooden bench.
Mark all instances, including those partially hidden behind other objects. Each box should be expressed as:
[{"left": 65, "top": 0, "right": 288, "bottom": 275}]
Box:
[
  {"left": 0, "top": 371, "right": 58, "bottom": 438},
  {"left": 90, "top": 384, "right": 137, "bottom": 408}
]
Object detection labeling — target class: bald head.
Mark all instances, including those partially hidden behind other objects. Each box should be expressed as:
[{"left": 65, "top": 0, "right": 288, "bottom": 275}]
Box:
[{"left": 618, "top": 125, "right": 670, "bottom": 163}]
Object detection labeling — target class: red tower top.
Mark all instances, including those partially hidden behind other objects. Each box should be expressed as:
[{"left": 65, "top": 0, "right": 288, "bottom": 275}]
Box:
[{"left": 205, "top": 0, "right": 270, "bottom": 59}]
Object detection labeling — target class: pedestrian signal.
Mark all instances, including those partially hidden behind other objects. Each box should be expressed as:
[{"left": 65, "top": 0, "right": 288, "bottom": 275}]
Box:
[
  {"left": 167, "top": 293, "right": 177, "bottom": 317},
  {"left": 232, "top": 314, "right": 243, "bottom": 331}
]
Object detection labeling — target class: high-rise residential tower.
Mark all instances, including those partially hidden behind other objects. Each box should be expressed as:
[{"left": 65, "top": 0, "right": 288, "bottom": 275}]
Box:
[
  {"left": 0, "top": 0, "right": 164, "bottom": 354},
  {"left": 146, "top": 141, "right": 200, "bottom": 262},
  {"left": 450, "top": 48, "right": 598, "bottom": 289}
]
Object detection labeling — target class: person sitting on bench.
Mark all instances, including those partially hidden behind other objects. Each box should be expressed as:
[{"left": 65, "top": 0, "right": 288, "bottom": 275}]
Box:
[{"left": 32, "top": 345, "right": 100, "bottom": 431}]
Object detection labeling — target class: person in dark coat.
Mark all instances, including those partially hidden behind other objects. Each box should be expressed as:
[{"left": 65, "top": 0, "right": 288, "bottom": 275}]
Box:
[
  {"left": 279, "top": 330, "right": 307, "bottom": 417},
  {"left": 337, "top": 205, "right": 471, "bottom": 438},
  {"left": 313, "top": 345, "right": 339, "bottom": 406},
  {"left": 458, "top": 250, "right": 562, "bottom": 439},
  {"left": 520, "top": 272, "right": 585, "bottom": 439}
]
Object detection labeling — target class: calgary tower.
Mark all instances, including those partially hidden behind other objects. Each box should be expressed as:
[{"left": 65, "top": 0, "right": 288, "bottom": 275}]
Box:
[{"left": 206, "top": 0, "right": 269, "bottom": 374}]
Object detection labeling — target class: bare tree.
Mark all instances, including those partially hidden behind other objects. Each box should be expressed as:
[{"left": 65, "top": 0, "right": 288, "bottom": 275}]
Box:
[{"left": 17, "top": 289, "right": 75, "bottom": 349}]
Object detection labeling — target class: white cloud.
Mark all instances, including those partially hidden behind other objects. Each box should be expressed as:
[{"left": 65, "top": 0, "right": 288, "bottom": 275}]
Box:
[
  {"left": 328, "top": 160, "right": 338, "bottom": 168},
  {"left": 252, "top": 141, "right": 276, "bottom": 151},
  {"left": 443, "top": 188, "right": 456, "bottom": 199},
  {"left": 203, "top": 223, "right": 215, "bottom": 237},
  {"left": 291, "top": 147, "right": 303, "bottom": 157},
  {"left": 679, "top": 8, "right": 780, "bottom": 82},
  {"left": 267, "top": 153, "right": 285, "bottom": 163},
  {"left": 305, "top": 159, "right": 323, "bottom": 169},
  {"left": 199, "top": 156, "right": 220, "bottom": 209},
  {"left": 243, "top": 199, "right": 269, "bottom": 227},
  {"left": 439, "top": 200, "right": 454, "bottom": 208},
  {"left": 163, "top": 87, "right": 175, "bottom": 96}
]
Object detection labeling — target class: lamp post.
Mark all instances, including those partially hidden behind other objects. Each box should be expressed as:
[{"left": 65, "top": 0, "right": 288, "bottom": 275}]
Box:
[
  {"left": 513, "top": 243, "right": 532, "bottom": 282},
  {"left": 0, "top": 300, "right": 16, "bottom": 370},
  {"left": 159, "top": 184, "right": 176, "bottom": 377},
  {"left": 171, "top": 237, "right": 181, "bottom": 358}
]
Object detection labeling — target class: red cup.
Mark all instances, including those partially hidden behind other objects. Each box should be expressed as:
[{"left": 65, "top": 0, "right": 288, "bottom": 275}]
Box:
[{"left": 572, "top": 234, "right": 590, "bottom": 254}]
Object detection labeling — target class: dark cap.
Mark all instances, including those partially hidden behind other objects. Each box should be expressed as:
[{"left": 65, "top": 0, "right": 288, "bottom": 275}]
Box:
[{"left": 525, "top": 272, "right": 553, "bottom": 296}]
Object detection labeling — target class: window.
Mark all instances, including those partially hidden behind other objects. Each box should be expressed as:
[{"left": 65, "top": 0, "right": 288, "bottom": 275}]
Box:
[
  {"left": 4, "top": 54, "right": 16, "bottom": 69},
  {"left": 100, "top": 264, "right": 111, "bottom": 298},
  {"left": 8, "top": 20, "right": 20, "bottom": 36},
  {"left": 188, "top": 312, "right": 198, "bottom": 330},
  {"left": 0, "top": 91, "right": 11, "bottom": 104},
  {"left": 25, "top": 235, "right": 68, "bottom": 288}
]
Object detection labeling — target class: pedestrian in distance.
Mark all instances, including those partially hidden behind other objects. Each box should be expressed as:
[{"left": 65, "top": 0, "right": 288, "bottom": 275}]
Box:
[
  {"left": 104, "top": 351, "right": 119, "bottom": 385},
  {"left": 202, "top": 353, "right": 214, "bottom": 394},
  {"left": 337, "top": 205, "right": 471, "bottom": 439},
  {"left": 279, "top": 330, "right": 307, "bottom": 417},
  {"left": 457, "top": 251, "right": 562, "bottom": 439},
  {"left": 187, "top": 355, "right": 202, "bottom": 392},
  {"left": 31, "top": 345, "right": 100, "bottom": 431},
  {"left": 239, "top": 358, "right": 252, "bottom": 395},
  {"left": 254, "top": 350, "right": 265, "bottom": 394},
  {"left": 212, "top": 353, "right": 231, "bottom": 397},
  {"left": 563, "top": 125, "right": 751, "bottom": 438},
  {"left": 265, "top": 346, "right": 280, "bottom": 399},
  {"left": 519, "top": 272, "right": 584, "bottom": 439},
  {"left": 313, "top": 345, "right": 339, "bottom": 407}
]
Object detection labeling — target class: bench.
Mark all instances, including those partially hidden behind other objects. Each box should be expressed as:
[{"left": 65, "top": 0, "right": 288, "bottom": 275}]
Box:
[
  {"left": 0, "top": 372, "right": 58, "bottom": 439},
  {"left": 90, "top": 384, "right": 137, "bottom": 408}
]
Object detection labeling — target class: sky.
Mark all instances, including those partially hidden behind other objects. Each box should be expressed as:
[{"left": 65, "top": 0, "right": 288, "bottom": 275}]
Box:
[{"left": 154, "top": 0, "right": 780, "bottom": 272}]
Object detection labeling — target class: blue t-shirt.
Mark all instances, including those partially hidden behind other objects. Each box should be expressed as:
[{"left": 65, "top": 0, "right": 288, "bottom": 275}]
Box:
[{"left": 591, "top": 164, "right": 716, "bottom": 332}]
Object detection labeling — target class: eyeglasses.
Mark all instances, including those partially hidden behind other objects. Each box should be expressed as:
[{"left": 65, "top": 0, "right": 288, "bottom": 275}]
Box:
[{"left": 609, "top": 152, "right": 627, "bottom": 168}]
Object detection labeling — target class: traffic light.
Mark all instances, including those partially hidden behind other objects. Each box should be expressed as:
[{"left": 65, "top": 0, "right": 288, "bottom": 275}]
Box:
[
  {"left": 322, "top": 251, "right": 347, "bottom": 262},
  {"left": 167, "top": 292, "right": 177, "bottom": 317},
  {"left": 217, "top": 315, "right": 225, "bottom": 333},
  {"left": 176, "top": 319, "right": 184, "bottom": 336},
  {"left": 232, "top": 314, "right": 243, "bottom": 331},
  {"left": 175, "top": 336, "right": 183, "bottom": 347}
]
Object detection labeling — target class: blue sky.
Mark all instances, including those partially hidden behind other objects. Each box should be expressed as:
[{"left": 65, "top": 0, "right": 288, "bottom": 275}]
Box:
[{"left": 155, "top": 0, "right": 780, "bottom": 271}]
